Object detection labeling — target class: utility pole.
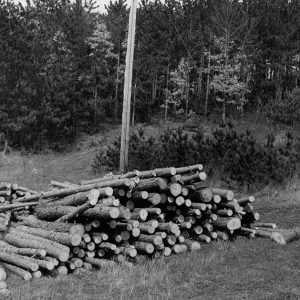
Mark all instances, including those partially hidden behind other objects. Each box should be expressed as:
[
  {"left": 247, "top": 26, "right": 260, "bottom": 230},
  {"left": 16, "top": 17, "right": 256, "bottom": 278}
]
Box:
[{"left": 119, "top": 0, "right": 137, "bottom": 173}]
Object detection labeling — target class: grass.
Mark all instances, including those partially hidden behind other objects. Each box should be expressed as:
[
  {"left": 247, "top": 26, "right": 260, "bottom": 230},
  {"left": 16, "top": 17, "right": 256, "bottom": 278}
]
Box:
[{"left": 1, "top": 116, "right": 300, "bottom": 300}]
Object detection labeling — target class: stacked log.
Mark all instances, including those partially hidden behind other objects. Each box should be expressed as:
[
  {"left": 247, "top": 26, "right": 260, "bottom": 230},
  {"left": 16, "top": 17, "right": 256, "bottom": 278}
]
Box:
[{"left": 0, "top": 164, "right": 296, "bottom": 288}]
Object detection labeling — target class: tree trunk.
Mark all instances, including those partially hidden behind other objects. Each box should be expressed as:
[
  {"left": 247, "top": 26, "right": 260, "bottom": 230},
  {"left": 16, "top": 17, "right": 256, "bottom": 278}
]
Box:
[
  {"left": 114, "top": 51, "right": 120, "bottom": 121},
  {"left": 205, "top": 49, "right": 211, "bottom": 117},
  {"left": 132, "top": 43, "right": 140, "bottom": 126}
]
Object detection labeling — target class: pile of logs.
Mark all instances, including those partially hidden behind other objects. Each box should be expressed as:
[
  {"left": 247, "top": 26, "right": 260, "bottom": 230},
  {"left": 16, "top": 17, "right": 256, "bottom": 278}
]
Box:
[{"left": 0, "top": 164, "right": 299, "bottom": 290}]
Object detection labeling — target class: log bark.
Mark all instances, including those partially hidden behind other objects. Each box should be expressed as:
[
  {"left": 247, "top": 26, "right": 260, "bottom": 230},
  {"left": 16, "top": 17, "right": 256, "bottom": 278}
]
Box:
[
  {"left": 138, "top": 234, "right": 163, "bottom": 246},
  {"left": 236, "top": 196, "right": 255, "bottom": 206},
  {"left": 184, "top": 240, "right": 201, "bottom": 251},
  {"left": 0, "top": 201, "right": 39, "bottom": 212},
  {"left": 18, "top": 178, "right": 132, "bottom": 202},
  {"left": 0, "top": 241, "right": 46, "bottom": 257},
  {"left": 138, "top": 167, "right": 176, "bottom": 179},
  {"left": 133, "top": 242, "right": 154, "bottom": 254},
  {"left": 35, "top": 205, "right": 120, "bottom": 221},
  {"left": 134, "top": 178, "right": 168, "bottom": 192},
  {"left": 210, "top": 188, "right": 234, "bottom": 201},
  {"left": 181, "top": 172, "right": 206, "bottom": 184},
  {"left": 0, "top": 251, "right": 39, "bottom": 271},
  {"left": 16, "top": 225, "right": 82, "bottom": 247},
  {"left": 56, "top": 201, "right": 92, "bottom": 223},
  {"left": 19, "top": 215, "right": 84, "bottom": 235},
  {"left": 191, "top": 188, "right": 213, "bottom": 203},
  {"left": 5, "top": 230, "right": 69, "bottom": 262},
  {"left": 212, "top": 217, "right": 241, "bottom": 231},
  {"left": 80, "top": 171, "right": 138, "bottom": 185},
  {"left": 175, "top": 164, "right": 203, "bottom": 174},
  {"left": 2, "top": 262, "right": 32, "bottom": 280}
]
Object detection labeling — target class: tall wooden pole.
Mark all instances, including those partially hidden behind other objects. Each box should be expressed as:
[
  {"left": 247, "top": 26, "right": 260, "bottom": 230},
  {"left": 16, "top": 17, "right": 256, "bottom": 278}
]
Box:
[{"left": 119, "top": 0, "right": 138, "bottom": 173}]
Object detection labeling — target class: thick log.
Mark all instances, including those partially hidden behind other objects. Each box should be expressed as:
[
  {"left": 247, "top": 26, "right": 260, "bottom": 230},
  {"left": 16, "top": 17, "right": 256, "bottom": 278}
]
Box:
[
  {"left": 0, "top": 251, "right": 39, "bottom": 271},
  {"left": 139, "top": 234, "right": 163, "bottom": 246},
  {"left": 212, "top": 217, "right": 241, "bottom": 231},
  {"left": 184, "top": 240, "right": 201, "bottom": 251},
  {"left": 0, "top": 266, "right": 6, "bottom": 281},
  {"left": 32, "top": 270, "right": 42, "bottom": 278},
  {"left": 19, "top": 215, "right": 84, "bottom": 235},
  {"left": 5, "top": 231, "right": 69, "bottom": 262},
  {"left": 16, "top": 225, "right": 81, "bottom": 247},
  {"left": 190, "top": 202, "right": 206, "bottom": 211},
  {"left": 236, "top": 196, "right": 255, "bottom": 206},
  {"left": 0, "top": 241, "right": 46, "bottom": 257},
  {"left": 133, "top": 242, "right": 154, "bottom": 254},
  {"left": 131, "top": 209, "right": 148, "bottom": 221},
  {"left": 43, "top": 256, "right": 59, "bottom": 266},
  {"left": 197, "top": 234, "right": 211, "bottom": 243},
  {"left": 132, "top": 191, "right": 148, "bottom": 201},
  {"left": 2, "top": 262, "right": 32, "bottom": 280},
  {"left": 157, "top": 223, "right": 180, "bottom": 235},
  {"left": 210, "top": 188, "right": 234, "bottom": 201},
  {"left": 119, "top": 246, "right": 137, "bottom": 258},
  {"left": 191, "top": 188, "right": 213, "bottom": 203},
  {"left": 134, "top": 178, "right": 168, "bottom": 192},
  {"left": 169, "top": 183, "right": 182, "bottom": 197},
  {"left": 147, "top": 193, "right": 161, "bottom": 205},
  {"left": 35, "top": 205, "right": 120, "bottom": 221},
  {"left": 138, "top": 224, "right": 155, "bottom": 234},
  {"left": 216, "top": 231, "right": 229, "bottom": 241},
  {"left": 28, "top": 257, "right": 54, "bottom": 270},
  {"left": 56, "top": 201, "right": 92, "bottom": 223}
]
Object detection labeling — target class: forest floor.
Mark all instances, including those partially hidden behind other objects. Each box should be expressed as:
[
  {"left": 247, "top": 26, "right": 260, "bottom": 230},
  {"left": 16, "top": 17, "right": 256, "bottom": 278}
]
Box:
[{"left": 1, "top": 113, "right": 300, "bottom": 300}]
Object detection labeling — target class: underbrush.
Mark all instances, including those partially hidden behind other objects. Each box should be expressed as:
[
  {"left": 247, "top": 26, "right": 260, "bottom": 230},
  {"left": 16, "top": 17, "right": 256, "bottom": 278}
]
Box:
[
  {"left": 92, "top": 124, "right": 300, "bottom": 189},
  {"left": 265, "top": 87, "right": 300, "bottom": 126}
]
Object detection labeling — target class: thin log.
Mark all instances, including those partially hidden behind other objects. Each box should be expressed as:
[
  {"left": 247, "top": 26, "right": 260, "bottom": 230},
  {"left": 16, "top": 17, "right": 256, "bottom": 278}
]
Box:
[
  {"left": 18, "top": 178, "right": 132, "bottom": 202},
  {"left": 175, "top": 164, "right": 203, "bottom": 174},
  {"left": 0, "top": 201, "right": 39, "bottom": 212}
]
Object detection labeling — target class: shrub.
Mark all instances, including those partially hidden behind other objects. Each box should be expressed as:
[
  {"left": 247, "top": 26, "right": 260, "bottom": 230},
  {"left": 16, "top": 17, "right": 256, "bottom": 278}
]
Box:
[
  {"left": 92, "top": 125, "right": 300, "bottom": 188},
  {"left": 92, "top": 127, "right": 162, "bottom": 173},
  {"left": 265, "top": 88, "right": 300, "bottom": 125}
]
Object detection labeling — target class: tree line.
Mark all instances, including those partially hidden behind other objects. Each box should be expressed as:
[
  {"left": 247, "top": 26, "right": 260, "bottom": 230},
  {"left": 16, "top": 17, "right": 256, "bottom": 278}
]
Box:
[{"left": 0, "top": 0, "right": 299, "bottom": 150}]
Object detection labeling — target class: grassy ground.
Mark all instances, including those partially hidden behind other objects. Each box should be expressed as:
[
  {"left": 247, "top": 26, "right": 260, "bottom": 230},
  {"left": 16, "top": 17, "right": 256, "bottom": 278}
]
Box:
[{"left": 1, "top": 115, "right": 300, "bottom": 300}]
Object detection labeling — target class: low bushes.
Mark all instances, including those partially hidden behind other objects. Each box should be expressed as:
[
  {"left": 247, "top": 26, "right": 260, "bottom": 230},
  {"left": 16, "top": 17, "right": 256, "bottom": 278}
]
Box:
[
  {"left": 92, "top": 125, "right": 300, "bottom": 188},
  {"left": 265, "top": 88, "right": 300, "bottom": 125}
]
